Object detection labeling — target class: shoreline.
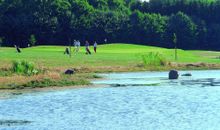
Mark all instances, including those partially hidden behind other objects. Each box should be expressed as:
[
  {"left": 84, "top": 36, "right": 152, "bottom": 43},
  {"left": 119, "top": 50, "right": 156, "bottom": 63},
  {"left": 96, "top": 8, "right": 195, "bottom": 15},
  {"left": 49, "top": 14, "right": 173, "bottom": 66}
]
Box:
[
  {"left": 0, "top": 84, "right": 107, "bottom": 99},
  {"left": 0, "top": 84, "right": 105, "bottom": 92},
  {"left": 0, "top": 68, "right": 220, "bottom": 93},
  {"left": 1, "top": 62, "right": 220, "bottom": 91}
]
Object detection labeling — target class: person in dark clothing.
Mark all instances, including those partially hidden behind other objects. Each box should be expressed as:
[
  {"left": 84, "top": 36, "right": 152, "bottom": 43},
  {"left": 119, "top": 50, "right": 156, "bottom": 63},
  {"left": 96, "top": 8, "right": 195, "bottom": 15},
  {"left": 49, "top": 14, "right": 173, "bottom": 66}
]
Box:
[
  {"left": 85, "top": 41, "right": 91, "bottom": 55},
  {"left": 64, "top": 47, "right": 70, "bottom": 55},
  {"left": 14, "top": 45, "right": 21, "bottom": 53}
]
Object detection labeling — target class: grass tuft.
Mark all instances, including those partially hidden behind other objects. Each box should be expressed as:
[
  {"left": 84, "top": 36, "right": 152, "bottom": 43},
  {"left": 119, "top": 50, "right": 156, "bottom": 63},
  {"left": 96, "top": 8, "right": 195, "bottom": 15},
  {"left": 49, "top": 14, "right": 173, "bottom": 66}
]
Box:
[
  {"left": 22, "top": 78, "right": 90, "bottom": 88},
  {"left": 141, "top": 52, "right": 168, "bottom": 66},
  {"left": 12, "top": 61, "right": 39, "bottom": 75}
]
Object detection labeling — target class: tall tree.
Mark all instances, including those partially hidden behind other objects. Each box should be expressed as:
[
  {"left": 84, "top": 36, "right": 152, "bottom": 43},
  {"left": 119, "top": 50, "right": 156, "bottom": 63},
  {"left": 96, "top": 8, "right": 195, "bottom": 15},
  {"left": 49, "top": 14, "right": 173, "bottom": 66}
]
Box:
[{"left": 167, "top": 12, "right": 197, "bottom": 49}]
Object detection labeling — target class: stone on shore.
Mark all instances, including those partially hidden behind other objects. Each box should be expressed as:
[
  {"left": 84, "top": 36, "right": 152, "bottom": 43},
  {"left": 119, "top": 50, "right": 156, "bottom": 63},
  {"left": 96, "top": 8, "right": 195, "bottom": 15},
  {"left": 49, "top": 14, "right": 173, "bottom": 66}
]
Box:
[{"left": 64, "top": 69, "right": 75, "bottom": 75}]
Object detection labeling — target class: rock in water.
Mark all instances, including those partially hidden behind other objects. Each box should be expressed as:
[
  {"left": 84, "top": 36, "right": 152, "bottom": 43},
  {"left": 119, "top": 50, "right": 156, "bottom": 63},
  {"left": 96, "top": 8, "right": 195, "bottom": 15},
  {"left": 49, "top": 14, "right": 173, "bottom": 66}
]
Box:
[
  {"left": 169, "top": 70, "right": 179, "bottom": 79},
  {"left": 181, "top": 73, "right": 192, "bottom": 76},
  {"left": 65, "top": 69, "right": 75, "bottom": 75}
]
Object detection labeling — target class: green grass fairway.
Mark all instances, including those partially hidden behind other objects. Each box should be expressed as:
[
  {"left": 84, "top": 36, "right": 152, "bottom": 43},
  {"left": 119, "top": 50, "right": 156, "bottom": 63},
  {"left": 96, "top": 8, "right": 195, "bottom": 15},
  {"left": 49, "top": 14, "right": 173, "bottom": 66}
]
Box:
[
  {"left": 1, "top": 43, "right": 220, "bottom": 89},
  {"left": 0, "top": 43, "right": 220, "bottom": 69}
]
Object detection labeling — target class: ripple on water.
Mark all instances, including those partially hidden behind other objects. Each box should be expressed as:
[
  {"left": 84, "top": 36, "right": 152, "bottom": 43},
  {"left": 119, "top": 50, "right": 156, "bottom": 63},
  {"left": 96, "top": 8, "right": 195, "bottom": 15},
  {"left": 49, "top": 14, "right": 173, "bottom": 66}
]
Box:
[
  {"left": 1, "top": 70, "right": 220, "bottom": 130},
  {"left": 0, "top": 120, "right": 32, "bottom": 126}
]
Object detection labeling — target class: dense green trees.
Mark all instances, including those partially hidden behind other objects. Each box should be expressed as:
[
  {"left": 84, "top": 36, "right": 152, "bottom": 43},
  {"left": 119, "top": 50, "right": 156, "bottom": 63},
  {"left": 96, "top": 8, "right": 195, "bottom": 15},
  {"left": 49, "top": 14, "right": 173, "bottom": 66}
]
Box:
[
  {"left": 167, "top": 12, "right": 197, "bottom": 49},
  {"left": 0, "top": 0, "right": 220, "bottom": 50},
  {"left": 129, "top": 11, "right": 167, "bottom": 45},
  {"left": 132, "top": 0, "right": 220, "bottom": 50}
]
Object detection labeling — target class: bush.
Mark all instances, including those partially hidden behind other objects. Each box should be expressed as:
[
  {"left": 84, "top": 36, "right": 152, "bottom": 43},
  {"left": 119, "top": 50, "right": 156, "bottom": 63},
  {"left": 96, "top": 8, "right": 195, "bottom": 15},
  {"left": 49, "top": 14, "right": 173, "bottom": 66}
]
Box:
[
  {"left": 12, "top": 61, "right": 38, "bottom": 75},
  {"left": 141, "top": 52, "right": 167, "bottom": 66},
  {"left": 29, "top": 34, "right": 37, "bottom": 46}
]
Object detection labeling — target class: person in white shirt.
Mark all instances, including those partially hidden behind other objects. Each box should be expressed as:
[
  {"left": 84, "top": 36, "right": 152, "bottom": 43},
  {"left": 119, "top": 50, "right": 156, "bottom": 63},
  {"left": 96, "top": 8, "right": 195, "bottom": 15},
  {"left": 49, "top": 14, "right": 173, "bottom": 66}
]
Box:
[
  {"left": 94, "top": 41, "right": 97, "bottom": 53},
  {"left": 74, "top": 40, "right": 80, "bottom": 53},
  {"left": 104, "top": 38, "right": 107, "bottom": 43},
  {"left": 77, "top": 40, "right": 81, "bottom": 47}
]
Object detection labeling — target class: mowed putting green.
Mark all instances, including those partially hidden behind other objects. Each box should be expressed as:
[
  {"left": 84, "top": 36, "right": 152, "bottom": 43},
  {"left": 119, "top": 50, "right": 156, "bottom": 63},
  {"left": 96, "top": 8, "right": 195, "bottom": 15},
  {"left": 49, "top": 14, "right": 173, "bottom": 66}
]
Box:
[{"left": 0, "top": 43, "right": 220, "bottom": 69}]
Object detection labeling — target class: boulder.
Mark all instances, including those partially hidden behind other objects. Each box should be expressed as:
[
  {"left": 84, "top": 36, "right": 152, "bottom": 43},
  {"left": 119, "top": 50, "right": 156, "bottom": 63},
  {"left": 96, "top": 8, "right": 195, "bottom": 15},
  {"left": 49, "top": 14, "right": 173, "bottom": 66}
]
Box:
[
  {"left": 169, "top": 70, "right": 179, "bottom": 79},
  {"left": 181, "top": 73, "right": 192, "bottom": 76},
  {"left": 64, "top": 69, "right": 75, "bottom": 75}
]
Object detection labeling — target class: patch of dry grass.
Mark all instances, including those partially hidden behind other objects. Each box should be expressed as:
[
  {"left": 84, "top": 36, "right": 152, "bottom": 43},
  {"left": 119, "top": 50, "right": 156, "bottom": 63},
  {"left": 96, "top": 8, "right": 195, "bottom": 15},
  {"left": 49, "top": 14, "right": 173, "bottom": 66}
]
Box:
[{"left": 0, "top": 70, "right": 96, "bottom": 89}]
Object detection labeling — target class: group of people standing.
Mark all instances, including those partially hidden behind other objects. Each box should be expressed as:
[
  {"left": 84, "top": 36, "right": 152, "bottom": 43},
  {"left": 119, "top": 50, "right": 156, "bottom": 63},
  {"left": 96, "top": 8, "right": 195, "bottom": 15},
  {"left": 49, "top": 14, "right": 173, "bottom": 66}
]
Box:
[
  {"left": 13, "top": 39, "right": 101, "bottom": 55},
  {"left": 85, "top": 40, "right": 97, "bottom": 55},
  {"left": 65, "top": 40, "right": 97, "bottom": 55}
]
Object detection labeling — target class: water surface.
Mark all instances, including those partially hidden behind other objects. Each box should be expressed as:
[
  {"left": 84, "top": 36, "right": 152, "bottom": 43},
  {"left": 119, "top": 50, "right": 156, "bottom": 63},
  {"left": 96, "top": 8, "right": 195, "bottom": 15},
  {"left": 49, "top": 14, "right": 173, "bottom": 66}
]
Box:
[{"left": 1, "top": 70, "right": 220, "bottom": 130}]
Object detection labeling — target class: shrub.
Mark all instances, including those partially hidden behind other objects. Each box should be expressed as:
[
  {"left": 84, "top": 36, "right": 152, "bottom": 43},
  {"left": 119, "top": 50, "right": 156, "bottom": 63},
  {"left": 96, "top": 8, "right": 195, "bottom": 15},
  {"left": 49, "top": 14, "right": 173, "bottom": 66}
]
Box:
[
  {"left": 12, "top": 61, "right": 38, "bottom": 75},
  {"left": 29, "top": 34, "right": 37, "bottom": 46},
  {"left": 141, "top": 52, "right": 167, "bottom": 66}
]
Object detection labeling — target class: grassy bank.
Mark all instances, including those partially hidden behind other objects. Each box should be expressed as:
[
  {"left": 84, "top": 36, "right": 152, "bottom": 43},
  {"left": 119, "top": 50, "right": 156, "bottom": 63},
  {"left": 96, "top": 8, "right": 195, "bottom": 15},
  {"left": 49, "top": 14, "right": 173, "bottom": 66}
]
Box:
[{"left": 1, "top": 43, "right": 220, "bottom": 89}]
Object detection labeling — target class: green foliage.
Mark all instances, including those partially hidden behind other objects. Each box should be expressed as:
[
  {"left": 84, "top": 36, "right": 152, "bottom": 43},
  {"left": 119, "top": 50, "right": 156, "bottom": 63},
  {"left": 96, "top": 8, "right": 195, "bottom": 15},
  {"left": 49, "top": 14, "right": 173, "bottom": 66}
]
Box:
[
  {"left": 129, "top": 11, "right": 168, "bottom": 43},
  {"left": 141, "top": 52, "right": 167, "bottom": 66},
  {"left": 22, "top": 78, "right": 90, "bottom": 88},
  {"left": 23, "top": 78, "right": 56, "bottom": 88},
  {"left": 2, "top": 78, "right": 90, "bottom": 89},
  {"left": 88, "top": 0, "right": 108, "bottom": 10},
  {"left": 0, "top": 0, "right": 220, "bottom": 50},
  {"left": 167, "top": 12, "right": 197, "bottom": 49},
  {"left": 0, "top": 69, "right": 12, "bottom": 76},
  {"left": 29, "top": 35, "right": 37, "bottom": 46},
  {"left": 131, "top": 0, "right": 220, "bottom": 49},
  {"left": 12, "top": 61, "right": 38, "bottom": 75}
]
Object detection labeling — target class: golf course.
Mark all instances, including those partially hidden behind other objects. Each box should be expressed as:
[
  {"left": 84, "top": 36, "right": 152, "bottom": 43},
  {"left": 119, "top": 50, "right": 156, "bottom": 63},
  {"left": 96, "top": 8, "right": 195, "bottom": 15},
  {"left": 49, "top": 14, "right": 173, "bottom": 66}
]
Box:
[
  {"left": 1, "top": 44, "right": 220, "bottom": 68},
  {"left": 3, "top": 0, "right": 220, "bottom": 129},
  {"left": 1, "top": 43, "right": 220, "bottom": 89}
]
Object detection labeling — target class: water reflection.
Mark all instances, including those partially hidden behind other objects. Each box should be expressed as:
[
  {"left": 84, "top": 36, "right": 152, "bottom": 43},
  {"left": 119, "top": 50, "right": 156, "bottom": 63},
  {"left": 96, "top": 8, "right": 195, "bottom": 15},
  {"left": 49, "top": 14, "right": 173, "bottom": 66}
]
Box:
[
  {"left": 0, "top": 120, "right": 32, "bottom": 127},
  {"left": 108, "top": 78, "right": 220, "bottom": 88},
  {"left": 179, "top": 78, "right": 220, "bottom": 87},
  {"left": 95, "top": 70, "right": 220, "bottom": 88}
]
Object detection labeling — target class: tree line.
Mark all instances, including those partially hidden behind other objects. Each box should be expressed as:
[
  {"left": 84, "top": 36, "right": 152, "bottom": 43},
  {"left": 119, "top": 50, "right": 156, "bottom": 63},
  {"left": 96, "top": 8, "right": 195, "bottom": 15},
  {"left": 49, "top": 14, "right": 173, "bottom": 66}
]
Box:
[{"left": 0, "top": 0, "right": 220, "bottom": 50}]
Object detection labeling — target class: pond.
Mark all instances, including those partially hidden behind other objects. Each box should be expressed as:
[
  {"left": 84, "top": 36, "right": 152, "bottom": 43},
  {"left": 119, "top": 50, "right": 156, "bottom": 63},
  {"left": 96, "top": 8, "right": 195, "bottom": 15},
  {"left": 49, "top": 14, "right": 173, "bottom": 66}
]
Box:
[{"left": 1, "top": 70, "right": 220, "bottom": 130}]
